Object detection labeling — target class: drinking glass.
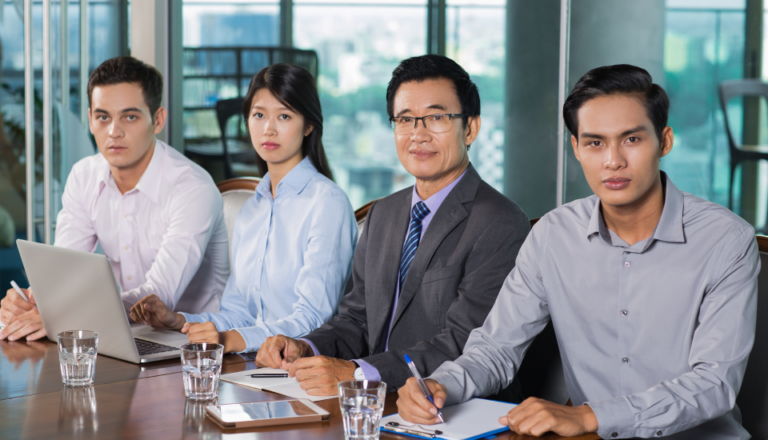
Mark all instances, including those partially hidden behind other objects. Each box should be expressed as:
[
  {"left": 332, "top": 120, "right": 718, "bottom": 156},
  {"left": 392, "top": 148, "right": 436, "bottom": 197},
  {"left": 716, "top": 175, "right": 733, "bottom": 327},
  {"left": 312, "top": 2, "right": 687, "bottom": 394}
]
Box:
[
  {"left": 180, "top": 343, "right": 223, "bottom": 400},
  {"left": 338, "top": 380, "right": 387, "bottom": 440},
  {"left": 57, "top": 330, "right": 99, "bottom": 386}
]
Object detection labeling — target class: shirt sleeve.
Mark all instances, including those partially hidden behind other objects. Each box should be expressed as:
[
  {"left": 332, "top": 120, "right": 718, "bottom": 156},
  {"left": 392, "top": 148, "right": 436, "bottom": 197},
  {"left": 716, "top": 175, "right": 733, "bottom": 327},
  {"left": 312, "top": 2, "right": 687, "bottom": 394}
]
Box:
[
  {"left": 354, "top": 359, "right": 381, "bottom": 381},
  {"left": 180, "top": 273, "right": 256, "bottom": 330},
  {"left": 428, "top": 220, "right": 551, "bottom": 406},
  {"left": 587, "top": 225, "right": 760, "bottom": 439},
  {"left": 54, "top": 162, "right": 98, "bottom": 252},
  {"left": 230, "top": 190, "right": 358, "bottom": 352},
  {"left": 120, "top": 182, "right": 224, "bottom": 310}
]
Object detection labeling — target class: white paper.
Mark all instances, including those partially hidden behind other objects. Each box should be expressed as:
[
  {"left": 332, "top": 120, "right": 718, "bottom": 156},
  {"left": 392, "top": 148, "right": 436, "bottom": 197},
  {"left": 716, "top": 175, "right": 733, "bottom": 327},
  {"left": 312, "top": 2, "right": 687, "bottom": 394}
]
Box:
[
  {"left": 220, "top": 368, "right": 337, "bottom": 402},
  {"left": 381, "top": 398, "right": 517, "bottom": 440}
]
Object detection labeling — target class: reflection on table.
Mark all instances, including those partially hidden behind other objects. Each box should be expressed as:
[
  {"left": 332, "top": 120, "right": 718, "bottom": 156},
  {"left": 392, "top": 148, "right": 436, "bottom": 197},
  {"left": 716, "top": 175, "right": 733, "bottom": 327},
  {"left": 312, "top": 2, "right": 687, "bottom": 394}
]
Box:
[{"left": 0, "top": 339, "right": 599, "bottom": 440}]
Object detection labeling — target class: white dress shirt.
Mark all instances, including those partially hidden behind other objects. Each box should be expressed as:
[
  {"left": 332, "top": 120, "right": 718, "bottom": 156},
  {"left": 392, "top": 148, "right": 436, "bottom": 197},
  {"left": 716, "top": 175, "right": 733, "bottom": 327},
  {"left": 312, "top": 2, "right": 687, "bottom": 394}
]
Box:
[{"left": 55, "top": 140, "right": 229, "bottom": 314}]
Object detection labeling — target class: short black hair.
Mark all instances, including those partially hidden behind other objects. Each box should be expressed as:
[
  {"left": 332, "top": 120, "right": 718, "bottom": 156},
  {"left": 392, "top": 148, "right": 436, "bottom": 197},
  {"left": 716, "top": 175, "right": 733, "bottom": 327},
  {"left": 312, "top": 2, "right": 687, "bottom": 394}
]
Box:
[
  {"left": 87, "top": 56, "right": 164, "bottom": 120},
  {"left": 386, "top": 54, "right": 480, "bottom": 127},
  {"left": 563, "top": 64, "right": 669, "bottom": 142}
]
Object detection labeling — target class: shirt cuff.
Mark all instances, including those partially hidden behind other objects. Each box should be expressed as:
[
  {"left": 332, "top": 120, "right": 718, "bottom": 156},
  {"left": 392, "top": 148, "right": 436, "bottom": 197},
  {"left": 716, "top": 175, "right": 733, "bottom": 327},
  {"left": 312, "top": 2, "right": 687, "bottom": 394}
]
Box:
[
  {"left": 297, "top": 338, "right": 321, "bottom": 356},
  {"left": 586, "top": 396, "right": 635, "bottom": 439},
  {"left": 353, "top": 359, "right": 381, "bottom": 381}
]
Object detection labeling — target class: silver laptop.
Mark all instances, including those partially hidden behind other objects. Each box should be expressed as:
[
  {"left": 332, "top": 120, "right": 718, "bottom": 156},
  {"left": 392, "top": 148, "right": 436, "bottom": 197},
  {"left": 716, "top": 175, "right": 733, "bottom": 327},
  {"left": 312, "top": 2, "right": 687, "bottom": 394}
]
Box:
[{"left": 16, "top": 239, "right": 189, "bottom": 363}]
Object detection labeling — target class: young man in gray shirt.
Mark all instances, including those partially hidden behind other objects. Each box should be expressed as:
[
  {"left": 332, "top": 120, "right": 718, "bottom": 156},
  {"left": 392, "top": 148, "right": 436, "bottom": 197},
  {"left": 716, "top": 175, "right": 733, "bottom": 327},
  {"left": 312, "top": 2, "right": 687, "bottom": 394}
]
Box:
[{"left": 397, "top": 64, "right": 760, "bottom": 439}]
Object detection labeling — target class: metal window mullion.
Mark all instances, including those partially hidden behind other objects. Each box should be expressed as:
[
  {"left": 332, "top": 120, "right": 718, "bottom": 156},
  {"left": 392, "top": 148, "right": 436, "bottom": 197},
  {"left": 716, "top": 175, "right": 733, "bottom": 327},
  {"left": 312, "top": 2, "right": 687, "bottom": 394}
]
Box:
[
  {"left": 80, "top": 0, "right": 89, "bottom": 124},
  {"left": 555, "top": 0, "right": 570, "bottom": 207},
  {"left": 426, "top": 0, "right": 446, "bottom": 56},
  {"left": 61, "top": 0, "right": 69, "bottom": 109},
  {"left": 25, "top": 0, "right": 34, "bottom": 242},
  {"left": 43, "top": 0, "right": 52, "bottom": 244},
  {"left": 280, "top": 0, "right": 293, "bottom": 47}
]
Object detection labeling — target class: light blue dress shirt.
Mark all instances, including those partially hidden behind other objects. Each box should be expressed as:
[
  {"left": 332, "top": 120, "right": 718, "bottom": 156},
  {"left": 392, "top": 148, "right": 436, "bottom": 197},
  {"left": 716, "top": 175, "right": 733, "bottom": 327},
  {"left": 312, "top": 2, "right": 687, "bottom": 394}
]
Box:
[{"left": 181, "top": 157, "right": 357, "bottom": 352}]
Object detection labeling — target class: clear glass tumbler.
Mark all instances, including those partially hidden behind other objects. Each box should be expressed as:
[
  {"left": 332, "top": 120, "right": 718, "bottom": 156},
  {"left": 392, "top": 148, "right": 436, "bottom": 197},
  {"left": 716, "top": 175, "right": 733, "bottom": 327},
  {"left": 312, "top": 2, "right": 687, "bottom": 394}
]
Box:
[
  {"left": 338, "top": 380, "right": 387, "bottom": 440},
  {"left": 57, "top": 330, "right": 99, "bottom": 386},
  {"left": 180, "top": 343, "right": 223, "bottom": 400}
]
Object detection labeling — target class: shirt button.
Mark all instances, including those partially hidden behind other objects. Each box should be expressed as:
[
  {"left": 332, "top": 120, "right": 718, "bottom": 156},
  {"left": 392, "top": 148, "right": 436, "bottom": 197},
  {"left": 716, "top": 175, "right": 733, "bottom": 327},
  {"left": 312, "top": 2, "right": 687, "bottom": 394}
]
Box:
[
  {"left": 257, "top": 257, "right": 262, "bottom": 262},
  {"left": 656, "top": 431, "right": 663, "bottom": 436},
  {"left": 124, "top": 245, "right": 129, "bottom": 250},
  {"left": 622, "top": 357, "right": 629, "bottom": 363},
  {"left": 624, "top": 261, "right": 630, "bottom": 267},
  {"left": 127, "top": 276, "right": 132, "bottom": 281},
  {"left": 263, "top": 232, "right": 267, "bottom": 236},
  {"left": 621, "top": 310, "right": 628, "bottom": 316},
  {"left": 253, "top": 287, "right": 257, "bottom": 291},
  {"left": 123, "top": 214, "right": 128, "bottom": 218},
  {"left": 611, "top": 433, "right": 618, "bottom": 438}
]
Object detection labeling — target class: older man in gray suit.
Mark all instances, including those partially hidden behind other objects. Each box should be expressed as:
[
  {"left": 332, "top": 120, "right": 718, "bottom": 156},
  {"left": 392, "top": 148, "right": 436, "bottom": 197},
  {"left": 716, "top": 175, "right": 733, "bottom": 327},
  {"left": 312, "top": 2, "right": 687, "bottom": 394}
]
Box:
[{"left": 256, "top": 54, "right": 530, "bottom": 394}]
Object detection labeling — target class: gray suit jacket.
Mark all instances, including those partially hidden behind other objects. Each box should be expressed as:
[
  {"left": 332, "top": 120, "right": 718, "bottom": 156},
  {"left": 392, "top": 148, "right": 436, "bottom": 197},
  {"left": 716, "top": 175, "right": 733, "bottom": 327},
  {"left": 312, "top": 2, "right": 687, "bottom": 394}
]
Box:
[{"left": 304, "top": 164, "right": 530, "bottom": 392}]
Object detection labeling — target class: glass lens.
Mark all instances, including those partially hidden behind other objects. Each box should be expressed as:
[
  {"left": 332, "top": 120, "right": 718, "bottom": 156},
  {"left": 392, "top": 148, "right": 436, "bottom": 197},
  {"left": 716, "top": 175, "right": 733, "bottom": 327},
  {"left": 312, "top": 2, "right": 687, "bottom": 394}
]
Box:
[{"left": 424, "top": 114, "right": 453, "bottom": 133}]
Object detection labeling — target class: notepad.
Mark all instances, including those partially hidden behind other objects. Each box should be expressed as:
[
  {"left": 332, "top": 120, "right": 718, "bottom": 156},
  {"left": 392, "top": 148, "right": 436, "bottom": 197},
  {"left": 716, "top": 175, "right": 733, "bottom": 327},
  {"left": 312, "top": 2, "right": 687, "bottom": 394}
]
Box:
[
  {"left": 220, "top": 368, "right": 337, "bottom": 402},
  {"left": 381, "top": 398, "right": 517, "bottom": 440}
]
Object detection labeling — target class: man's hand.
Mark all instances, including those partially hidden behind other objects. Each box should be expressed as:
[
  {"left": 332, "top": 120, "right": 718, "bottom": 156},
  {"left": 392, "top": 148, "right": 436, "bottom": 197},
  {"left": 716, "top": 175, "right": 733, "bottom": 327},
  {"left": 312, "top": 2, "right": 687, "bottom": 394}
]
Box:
[
  {"left": 396, "top": 378, "right": 447, "bottom": 425},
  {"left": 1, "top": 287, "right": 35, "bottom": 325},
  {"left": 0, "top": 307, "right": 46, "bottom": 341},
  {"left": 499, "top": 397, "right": 598, "bottom": 437},
  {"left": 129, "top": 294, "right": 185, "bottom": 330},
  {"left": 288, "top": 356, "right": 355, "bottom": 396},
  {"left": 180, "top": 321, "right": 246, "bottom": 353},
  {"left": 255, "top": 335, "right": 314, "bottom": 368}
]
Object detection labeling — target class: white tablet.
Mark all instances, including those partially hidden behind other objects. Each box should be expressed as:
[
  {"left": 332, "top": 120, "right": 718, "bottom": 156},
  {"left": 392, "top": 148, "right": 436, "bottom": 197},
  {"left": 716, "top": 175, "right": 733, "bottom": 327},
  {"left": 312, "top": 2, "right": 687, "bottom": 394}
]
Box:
[{"left": 205, "top": 399, "right": 331, "bottom": 429}]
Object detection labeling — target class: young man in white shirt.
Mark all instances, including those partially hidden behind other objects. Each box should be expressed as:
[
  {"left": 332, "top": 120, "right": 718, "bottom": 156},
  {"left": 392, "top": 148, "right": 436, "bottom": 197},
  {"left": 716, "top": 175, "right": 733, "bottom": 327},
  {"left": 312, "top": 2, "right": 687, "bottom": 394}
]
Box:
[{"left": 0, "top": 56, "right": 229, "bottom": 341}]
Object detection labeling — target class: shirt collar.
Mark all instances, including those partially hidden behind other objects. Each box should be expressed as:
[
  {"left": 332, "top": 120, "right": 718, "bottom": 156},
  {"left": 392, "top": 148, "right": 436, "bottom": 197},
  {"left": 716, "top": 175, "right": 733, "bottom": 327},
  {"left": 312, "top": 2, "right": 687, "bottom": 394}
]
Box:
[
  {"left": 256, "top": 156, "right": 318, "bottom": 200},
  {"left": 133, "top": 140, "right": 164, "bottom": 204},
  {"left": 411, "top": 167, "right": 467, "bottom": 215},
  {"left": 97, "top": 139, "right": 163, "bottom": 203},
  {"left": 586, "top": 171, "right": 685, "bottom": 245}
]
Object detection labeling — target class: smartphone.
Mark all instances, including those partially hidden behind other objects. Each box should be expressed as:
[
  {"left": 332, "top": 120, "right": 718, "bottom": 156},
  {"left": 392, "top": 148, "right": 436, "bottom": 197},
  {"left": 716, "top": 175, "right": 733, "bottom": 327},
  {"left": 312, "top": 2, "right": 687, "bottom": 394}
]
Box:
[{"left": 205, "top": 399, "right": 331, "bottom": 429}]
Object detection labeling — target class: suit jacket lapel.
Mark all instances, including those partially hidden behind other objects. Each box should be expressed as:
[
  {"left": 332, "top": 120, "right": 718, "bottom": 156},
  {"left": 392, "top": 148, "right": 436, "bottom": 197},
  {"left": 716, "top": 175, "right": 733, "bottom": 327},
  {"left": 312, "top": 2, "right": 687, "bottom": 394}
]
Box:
[
  {"left": 389, "top": 164, "right": 481, "bottom": 330},
  {"left": 367, "top": 189, "right": 412, "bottom": 351}
]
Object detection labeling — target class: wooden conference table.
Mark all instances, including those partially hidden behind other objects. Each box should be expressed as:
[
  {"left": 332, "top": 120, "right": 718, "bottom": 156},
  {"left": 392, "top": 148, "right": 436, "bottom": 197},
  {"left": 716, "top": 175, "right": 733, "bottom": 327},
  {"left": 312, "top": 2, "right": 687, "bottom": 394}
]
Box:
[{"left": 0, "top": 339, "right": 600, "bottom": 440}]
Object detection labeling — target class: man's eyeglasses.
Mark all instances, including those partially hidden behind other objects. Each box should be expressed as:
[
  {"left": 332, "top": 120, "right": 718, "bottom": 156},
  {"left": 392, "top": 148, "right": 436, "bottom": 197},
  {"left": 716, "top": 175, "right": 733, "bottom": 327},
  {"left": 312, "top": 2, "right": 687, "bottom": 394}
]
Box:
[{"left": 389, "top": 113, "right": 464, "bottom": 135}]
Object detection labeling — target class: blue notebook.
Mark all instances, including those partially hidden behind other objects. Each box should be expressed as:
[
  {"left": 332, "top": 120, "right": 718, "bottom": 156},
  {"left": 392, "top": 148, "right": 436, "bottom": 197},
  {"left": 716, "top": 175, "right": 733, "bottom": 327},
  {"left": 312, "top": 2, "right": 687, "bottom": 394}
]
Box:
[{"left": 380, "top": 398, "right": 517, "bottom": 440}]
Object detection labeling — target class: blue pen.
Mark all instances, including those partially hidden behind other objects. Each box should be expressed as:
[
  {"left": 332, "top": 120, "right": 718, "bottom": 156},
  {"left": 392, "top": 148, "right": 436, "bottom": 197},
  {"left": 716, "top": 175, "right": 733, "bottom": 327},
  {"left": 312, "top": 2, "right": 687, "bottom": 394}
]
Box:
[{"left": 404, "top": 354, "right": 445, "bottom": 423}]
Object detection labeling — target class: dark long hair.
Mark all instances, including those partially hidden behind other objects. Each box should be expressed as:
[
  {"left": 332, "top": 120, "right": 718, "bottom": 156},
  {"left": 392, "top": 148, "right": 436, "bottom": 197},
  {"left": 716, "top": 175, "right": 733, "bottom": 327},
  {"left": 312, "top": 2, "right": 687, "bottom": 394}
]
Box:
[{"left": 242, "top": 64, "right": 334, "bottom": 181}]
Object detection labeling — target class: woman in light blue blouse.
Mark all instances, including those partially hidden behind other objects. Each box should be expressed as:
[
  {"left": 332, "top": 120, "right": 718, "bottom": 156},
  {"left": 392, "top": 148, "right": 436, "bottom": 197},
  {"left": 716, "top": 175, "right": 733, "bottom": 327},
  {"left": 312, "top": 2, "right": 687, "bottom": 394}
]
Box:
[{"left": 129, "top": 64, "right": 357, "bottom": 353}]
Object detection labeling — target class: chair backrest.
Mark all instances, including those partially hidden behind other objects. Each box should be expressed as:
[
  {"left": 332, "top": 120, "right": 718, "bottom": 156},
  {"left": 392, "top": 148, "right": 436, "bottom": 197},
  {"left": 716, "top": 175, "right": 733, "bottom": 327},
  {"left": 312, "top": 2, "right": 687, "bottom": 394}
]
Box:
[
  {"left": 215, "top": 97, "right": 246, "bottom": 179},
  {"left": 216, "top": 177, "right": 260, "bottom": 269},
  {"left": 354, "top": 200, "right": 375, "bottom": 240},
  {"left": 718, "top": 79, "right": 768, "bottom": 150},
  {"left": 736, "top": 235, "right": 768, "bottom": 437}
]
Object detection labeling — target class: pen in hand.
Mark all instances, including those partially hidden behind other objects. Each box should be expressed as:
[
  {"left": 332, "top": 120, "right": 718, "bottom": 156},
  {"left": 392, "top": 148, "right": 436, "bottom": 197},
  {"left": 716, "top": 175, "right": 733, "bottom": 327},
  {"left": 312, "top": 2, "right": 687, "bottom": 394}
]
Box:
[
  {"left": 249, "top": 373, "right": 289, "bottom": 378},
  {"left": 10, "top": 281, "right": 29, "bottom": 302},
  {"left": 404, "top": 354, "right": 445, "bottom": 423}
]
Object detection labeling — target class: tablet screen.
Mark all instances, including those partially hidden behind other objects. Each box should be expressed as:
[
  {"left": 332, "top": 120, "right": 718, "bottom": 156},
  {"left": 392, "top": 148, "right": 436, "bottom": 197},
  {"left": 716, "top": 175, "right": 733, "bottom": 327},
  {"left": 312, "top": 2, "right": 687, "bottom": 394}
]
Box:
[{"left": 214, "top": 401, "right": 318, "bottom": 423}]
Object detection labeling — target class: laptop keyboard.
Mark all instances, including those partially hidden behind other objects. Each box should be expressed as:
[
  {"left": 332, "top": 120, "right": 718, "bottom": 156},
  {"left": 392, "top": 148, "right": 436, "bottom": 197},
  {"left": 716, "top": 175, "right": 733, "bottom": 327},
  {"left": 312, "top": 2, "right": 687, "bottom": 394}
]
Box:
[{"left": 135, "top": 339, "right": 180, "bottom": 356}]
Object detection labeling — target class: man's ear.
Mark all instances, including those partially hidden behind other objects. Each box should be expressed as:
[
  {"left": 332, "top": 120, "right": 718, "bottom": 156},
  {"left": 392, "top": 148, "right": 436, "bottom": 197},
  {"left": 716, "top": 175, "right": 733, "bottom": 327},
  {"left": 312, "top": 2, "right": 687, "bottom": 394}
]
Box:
[
  {"left": 153, "top": 107, "right": 167, "bottom": 134},
  {"left": 87, "top": 108, "right": 94, "bottom": 134},
  {"left": 464, "top": 116, "right": 481, "bottom": 147},
  {"left": 571, "top": 134, "right": 581, "bottom": 162},
  {"left": 659, "top": 126, "right": 674, "bottom": 159}
]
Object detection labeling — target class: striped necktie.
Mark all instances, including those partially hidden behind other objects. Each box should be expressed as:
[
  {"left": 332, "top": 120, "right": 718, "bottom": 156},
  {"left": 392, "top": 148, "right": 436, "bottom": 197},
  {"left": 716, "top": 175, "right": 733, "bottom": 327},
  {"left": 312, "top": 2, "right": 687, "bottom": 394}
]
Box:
[{"left": 399, "top": 201, "right": 430, "bottom": 290}]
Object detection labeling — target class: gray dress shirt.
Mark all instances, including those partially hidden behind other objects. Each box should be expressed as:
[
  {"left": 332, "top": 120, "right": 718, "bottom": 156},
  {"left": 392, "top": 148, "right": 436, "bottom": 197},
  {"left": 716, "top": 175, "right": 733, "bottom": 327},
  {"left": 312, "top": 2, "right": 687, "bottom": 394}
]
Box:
[{"left": 430, "top": 174, "right": 760, "bottom": 439}]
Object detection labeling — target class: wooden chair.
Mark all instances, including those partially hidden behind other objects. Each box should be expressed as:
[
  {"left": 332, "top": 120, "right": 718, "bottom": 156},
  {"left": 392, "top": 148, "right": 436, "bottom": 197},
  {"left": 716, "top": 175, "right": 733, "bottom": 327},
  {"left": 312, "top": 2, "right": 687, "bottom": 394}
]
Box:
[{"left": 216, "top": 177, "right": 260, "bottom": 267}]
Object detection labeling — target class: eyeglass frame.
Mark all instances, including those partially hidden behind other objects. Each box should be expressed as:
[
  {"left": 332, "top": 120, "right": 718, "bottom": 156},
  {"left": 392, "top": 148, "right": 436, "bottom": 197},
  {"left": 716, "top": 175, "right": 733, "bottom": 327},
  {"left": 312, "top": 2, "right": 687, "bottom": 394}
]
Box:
[{"left": 389, "top": 113, "right": 465, "bottom": 134}]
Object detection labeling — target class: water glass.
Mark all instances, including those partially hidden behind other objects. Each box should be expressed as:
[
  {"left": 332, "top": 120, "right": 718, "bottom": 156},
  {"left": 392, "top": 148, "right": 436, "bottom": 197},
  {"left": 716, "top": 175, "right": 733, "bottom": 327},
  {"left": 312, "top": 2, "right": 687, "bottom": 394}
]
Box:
[
  {"left": 180, "top": 343, "right": 223, "bottom": 400},
  {"left": 338, "top": 380, "right": 387, "bottom": 440},
  {"left": 57, "top": 330, "right": 99, "bottom": 386}
]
